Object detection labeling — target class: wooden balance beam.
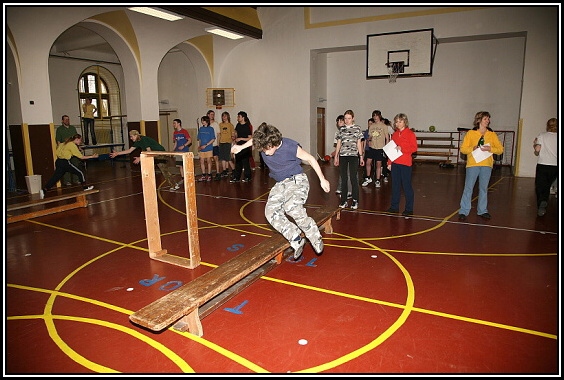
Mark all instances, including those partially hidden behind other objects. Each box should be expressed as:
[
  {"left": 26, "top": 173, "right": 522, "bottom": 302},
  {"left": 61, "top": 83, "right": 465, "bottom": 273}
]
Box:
[
  {"left": 129, "top": 205, "right": 341, "bottom": 337},
  {"left": 7, "top": 189, "right": 99, "bottom": 224}
]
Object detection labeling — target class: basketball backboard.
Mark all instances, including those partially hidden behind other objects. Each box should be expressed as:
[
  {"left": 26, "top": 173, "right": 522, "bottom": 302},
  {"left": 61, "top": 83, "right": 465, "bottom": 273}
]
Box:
[{"left": 367, "top": 28, "right": 436, "bottom": 79}]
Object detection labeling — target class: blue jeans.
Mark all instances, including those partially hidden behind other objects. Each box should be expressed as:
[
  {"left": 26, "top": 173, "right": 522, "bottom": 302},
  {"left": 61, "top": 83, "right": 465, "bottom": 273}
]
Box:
[{"left": 459, "top": 166, "right": 492, "bottom": 216}]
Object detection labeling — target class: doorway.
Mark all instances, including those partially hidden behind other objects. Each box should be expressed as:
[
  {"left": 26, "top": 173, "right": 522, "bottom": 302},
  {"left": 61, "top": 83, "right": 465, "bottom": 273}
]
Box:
[
  {"left": 159, "top": 110, "right": 178, "bottom": 151},
  {"left": 316, "top": 107, "right": 326, "bottom": 157}
]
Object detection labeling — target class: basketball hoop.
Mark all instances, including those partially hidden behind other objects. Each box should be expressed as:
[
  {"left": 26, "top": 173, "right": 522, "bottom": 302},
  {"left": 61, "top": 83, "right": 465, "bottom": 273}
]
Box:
[{"left": 386, "top": 61, "right": 404, "bottom": 84}]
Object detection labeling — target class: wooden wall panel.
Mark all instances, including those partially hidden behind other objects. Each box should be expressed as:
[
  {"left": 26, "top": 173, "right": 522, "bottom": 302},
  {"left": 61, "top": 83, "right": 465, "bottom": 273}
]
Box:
[
  {"left": 28, "top": 124, "right": 55, "bottom": 189},
  {"left": 9, "top": 124, "right": 27, "bottom": 191}
]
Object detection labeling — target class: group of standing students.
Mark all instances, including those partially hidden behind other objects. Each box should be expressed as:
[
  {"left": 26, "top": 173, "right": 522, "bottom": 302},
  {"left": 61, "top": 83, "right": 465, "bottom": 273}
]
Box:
[
  {"left": 332, "top": 109, "right": 418, "bottom": 216},
  {"left": 43, "top": 108, "right": 556, "bottom": 221},
  {"left": 330, "top": 109, "right": 556, "bottom": 220}
]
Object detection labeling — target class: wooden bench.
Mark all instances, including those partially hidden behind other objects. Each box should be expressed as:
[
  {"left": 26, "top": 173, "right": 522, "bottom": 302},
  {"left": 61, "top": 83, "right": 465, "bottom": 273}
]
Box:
[
  {"left": 129, "top": 205, "right": 341, "bottom": 336},
  {"left": 7, "top": 189, "right": 99, "bottom": 224},
  {"left": 415, "top": 151, "right": 455, "bottom": 157}
]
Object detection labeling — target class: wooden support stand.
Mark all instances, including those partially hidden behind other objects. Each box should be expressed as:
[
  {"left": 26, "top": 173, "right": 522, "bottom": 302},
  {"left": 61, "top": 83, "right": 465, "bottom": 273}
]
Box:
[
  {"left": 7, "top": 189, "right": 99, "bottom": 224},
  {"left": 140, "top": 151, "right": 200, "bottom": 269},
  {"left": 129, "top": 206, "right": 341, "bottom": 337}
]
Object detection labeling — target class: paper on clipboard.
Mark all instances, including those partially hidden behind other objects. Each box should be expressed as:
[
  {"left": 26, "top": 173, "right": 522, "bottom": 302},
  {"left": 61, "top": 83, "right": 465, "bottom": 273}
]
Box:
[
  {"left": 383, "top": 140, "right": 403, "bottom": 162},
  {"left": 471, "top": 143, "right": 493, "bottom": 163}
]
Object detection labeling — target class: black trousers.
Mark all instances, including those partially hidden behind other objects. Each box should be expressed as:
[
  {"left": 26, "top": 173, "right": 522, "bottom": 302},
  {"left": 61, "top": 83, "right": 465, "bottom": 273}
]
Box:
[
  {"left": 233, "top": 148, "right": 251, "bottom": 180},
  {"left": 45, "top": 158, "right": 86, "bottom": 190},
  {"left": 535, "top": 163, "right": 557, "bottom": 207}
]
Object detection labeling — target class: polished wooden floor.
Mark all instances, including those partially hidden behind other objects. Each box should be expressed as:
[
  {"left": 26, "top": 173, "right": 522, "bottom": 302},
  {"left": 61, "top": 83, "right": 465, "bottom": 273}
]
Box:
[{"left": 5, "top": 157, "right": 560, "bottom": 375}]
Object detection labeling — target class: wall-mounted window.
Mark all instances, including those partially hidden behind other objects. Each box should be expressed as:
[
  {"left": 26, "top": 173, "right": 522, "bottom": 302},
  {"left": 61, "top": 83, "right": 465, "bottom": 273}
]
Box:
[{"left": 78, "top": 72, "right": 110, "bottom": 118}]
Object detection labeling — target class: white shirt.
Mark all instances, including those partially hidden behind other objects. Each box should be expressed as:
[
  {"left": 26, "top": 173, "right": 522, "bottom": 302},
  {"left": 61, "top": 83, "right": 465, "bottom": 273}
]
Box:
[
  {"left": 210, "top": 121, "right": 220, "bottom": 146},
  {"left": 535, "top": 131, "right": 557, "bottom": 166}
]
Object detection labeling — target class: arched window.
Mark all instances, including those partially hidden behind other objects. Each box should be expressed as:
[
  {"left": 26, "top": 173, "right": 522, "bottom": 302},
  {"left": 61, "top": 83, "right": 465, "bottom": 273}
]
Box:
[
  {"left": 77, "top": 66, "right": 123, "bottom": 146},
  {"left": 78, "top": 72, "right": 110, "bottom": 118}
]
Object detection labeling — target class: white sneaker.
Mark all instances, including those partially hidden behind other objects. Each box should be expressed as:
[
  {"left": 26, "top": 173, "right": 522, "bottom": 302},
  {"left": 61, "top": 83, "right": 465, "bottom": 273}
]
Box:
[
  {"left": 351, "top": 200, "right": 359, "bottom": 210},
  {"left": 83, "top": 185, "right": 94, "bottom": 191},
  {"left": 375, "top": 180, "right": 381, "bottom": 188},
  {"left": 361, "top": 178, "right": 372, "bottom": 187},
  {"left": 311, "top": 236, "right": 324, "bottom": 255},
  {"left": 290, "top": 236, "right": 305, "bottom": 260},
  {"left": 39, "top": 189, "right": 45, "bottom": 199},
  {"left": 383, "top": 176, "right": 389, "bottom": 183}
]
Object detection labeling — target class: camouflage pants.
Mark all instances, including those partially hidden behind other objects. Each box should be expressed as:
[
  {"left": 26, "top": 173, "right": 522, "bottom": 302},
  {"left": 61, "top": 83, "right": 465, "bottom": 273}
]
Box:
[{"left": 265, "top": 173, "right": 322, "bottom": 244}]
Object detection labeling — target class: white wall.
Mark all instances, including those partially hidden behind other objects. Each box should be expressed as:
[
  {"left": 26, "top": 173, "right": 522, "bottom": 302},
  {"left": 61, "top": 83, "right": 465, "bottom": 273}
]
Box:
[
  {"left": 210, "top": 6, "right": 558, "bottom": 177},
  {"left": 49, "top": 57, "right": 125, "bottom": 127},
  {"left": 324, "top": 36, "right": 525, "bottom": 160},
  {"left": 6, "top": 6, "right": 559, "bottom": 178}
]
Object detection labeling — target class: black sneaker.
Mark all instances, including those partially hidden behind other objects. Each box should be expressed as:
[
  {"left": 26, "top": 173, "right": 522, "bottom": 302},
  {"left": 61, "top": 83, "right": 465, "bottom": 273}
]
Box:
[
  {"left": 479, "top": 212, "right": 491, "bottom": 220},
  {"left": 339, "top": 201, "right": 348, "bottom": 209},
  {"left": 458, "top": 214, "right": 467, "bottom": 222},
  {"left": 402, "top": 210, "right": 413, "bottom": 217},
  {"left": 230, "top": 178, "right": 240, "bottom": 183},
  {"left": 351, "top": 200, "right": 359, "bottom": 210},
  {"left": 537, "top": 201, "right": 547, "bottom": 216},
  {"left": 386, "top": 208, "right": 399, "bottom": 213}
]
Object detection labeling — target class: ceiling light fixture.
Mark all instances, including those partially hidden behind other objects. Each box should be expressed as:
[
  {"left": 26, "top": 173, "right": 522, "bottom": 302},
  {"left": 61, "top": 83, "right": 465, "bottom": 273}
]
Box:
[
  {"left": 128, "top": 7, "right": 184, "bottom": 22},
  {"left": 205, "top": 27, "right": 244, "bottom": 40}
]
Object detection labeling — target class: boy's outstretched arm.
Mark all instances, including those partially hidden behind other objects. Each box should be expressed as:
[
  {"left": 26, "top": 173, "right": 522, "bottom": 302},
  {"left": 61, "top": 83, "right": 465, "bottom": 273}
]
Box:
[
  {"left": 231, "top": 139, "right": 253, "bottom": 154},
  {"left": 296, "top": 146, "right": 330, "bottom": 193}
]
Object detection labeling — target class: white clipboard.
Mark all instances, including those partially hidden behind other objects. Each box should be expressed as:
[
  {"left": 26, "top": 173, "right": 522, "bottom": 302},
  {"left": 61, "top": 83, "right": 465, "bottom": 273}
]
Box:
[
  {"left": 383, "top": 140, "right": 403, "bottom": 162},
  {"left": 471, "top": 143, "right": 493, "bottom": 163}
]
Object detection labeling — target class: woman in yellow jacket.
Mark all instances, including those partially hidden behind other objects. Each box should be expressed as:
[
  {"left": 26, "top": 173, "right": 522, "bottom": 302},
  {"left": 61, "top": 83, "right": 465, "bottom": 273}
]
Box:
[
  {"left": 458, "top": 111, "right": 504, "bottom": 221},
  {"left": 41, "top": 134, "right": 98, "bottom": 198}
]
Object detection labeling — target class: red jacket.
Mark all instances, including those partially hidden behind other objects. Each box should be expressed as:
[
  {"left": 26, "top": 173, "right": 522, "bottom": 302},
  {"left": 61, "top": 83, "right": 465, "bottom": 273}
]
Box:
[{"left": 389, "top": 127, "right": 418, "bottom": 167}]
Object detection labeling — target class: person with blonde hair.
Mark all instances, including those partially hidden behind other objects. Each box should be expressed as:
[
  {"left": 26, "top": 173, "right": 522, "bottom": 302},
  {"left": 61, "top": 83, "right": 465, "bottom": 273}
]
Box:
[
  {"left": 533, "top": 117, "right": 557, "bottom": 216},
  {"left": 458, "top": 111, "right": 504, "bottom": 221},
  {"left": 109, "top": 129, "right": 165, "bottom": 165},
  {"left": 218, "top": 111, "right": 236, "bottom": 178},
  {"left": 81, "top": 97, "right": 97, "bottom": 145},
  {"left": 386, "top": 113, "right": 418, "bottom": 216}
]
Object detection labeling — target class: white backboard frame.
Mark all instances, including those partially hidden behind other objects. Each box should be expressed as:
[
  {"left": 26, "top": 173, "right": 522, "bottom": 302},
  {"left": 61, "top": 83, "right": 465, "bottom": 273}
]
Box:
[{"left": 367, "top": 28, "right": 436, "bottom": 79}]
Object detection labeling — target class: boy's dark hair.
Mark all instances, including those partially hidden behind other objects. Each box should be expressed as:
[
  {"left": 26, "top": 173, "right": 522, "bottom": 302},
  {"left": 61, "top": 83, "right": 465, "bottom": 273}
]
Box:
[
  {"left": 201, "top": 115, "right": 210, "bottom": 124},
  {"left": 252, "top": 122, "right": 282, "bottom": 151},
  {"left": 336, "top": 114, "right": 344, "bottom": 122},
  {"left": 173, "top": 118, "right": 182, "bottom": 125}
]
